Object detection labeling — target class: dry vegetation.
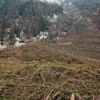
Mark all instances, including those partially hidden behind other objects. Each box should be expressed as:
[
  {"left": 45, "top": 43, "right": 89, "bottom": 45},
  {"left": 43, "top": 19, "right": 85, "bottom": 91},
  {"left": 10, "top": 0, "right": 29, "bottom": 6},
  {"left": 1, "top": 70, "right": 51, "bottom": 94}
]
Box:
[
  {"left": 50, "top": 34, "right": 100, "bottom": 61},
  {"left": 0, "top": 43, "right": 100, "bottom": 100},
  {"left": 0, "top": 0, "right": 100, "bottom": 99},
  {"left": 0, "top": 43, "right": 81, "bottom": 63}
]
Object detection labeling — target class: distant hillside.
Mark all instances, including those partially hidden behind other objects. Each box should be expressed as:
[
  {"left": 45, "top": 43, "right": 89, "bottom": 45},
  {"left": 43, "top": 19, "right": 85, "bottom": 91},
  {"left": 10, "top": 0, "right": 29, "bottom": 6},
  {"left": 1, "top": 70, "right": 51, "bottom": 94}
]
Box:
[
  {"left": 0, "top": 0, "right": 63, "bottom": 45},
  {"left": 73, "top": 0, "right": 100, "bottom": 32},
  {"left": 0, "top": 0, "right": 100, "bottom": 46}
]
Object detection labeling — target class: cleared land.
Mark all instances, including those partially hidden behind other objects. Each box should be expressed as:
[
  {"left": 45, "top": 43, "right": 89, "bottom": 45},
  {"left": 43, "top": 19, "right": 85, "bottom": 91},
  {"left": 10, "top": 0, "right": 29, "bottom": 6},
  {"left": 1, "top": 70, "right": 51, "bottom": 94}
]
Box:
[{"left": 0, "top": 36, "right": 100, "bottom": 100}]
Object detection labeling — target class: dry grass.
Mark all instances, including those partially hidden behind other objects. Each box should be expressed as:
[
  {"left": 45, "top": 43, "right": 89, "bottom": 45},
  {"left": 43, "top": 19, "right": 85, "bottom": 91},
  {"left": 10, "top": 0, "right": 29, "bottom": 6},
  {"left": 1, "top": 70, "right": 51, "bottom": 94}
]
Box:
[
  {"left": 0, "top": 64, "right": 100, "bottom": 100},
  {"left": 0, "top": 43, "right": 82, "bottom": 64},
  {"left": 0, "top": 42, "right": 100, "bottom": 100}
]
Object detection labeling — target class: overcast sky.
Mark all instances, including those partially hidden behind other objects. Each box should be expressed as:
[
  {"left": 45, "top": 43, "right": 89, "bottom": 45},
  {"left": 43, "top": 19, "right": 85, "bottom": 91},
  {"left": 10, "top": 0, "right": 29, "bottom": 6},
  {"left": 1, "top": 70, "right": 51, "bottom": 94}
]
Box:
[
  {"left": 40, "top": 0, "right": 59, "bottom": 2},
  {"left": 40, "top": 0, "right": 64, "bottom": 4},
  {"left": 46, "top": 0, "right": 59, "bottom": 2},
  {"left": 40, "top": 0, "right": 66, "bottom": 5}
]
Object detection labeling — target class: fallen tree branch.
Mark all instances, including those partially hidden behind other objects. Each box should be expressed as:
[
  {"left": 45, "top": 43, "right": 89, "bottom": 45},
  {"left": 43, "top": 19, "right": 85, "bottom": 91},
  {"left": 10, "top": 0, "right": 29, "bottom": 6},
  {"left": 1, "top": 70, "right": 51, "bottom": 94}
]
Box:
[{"left": 45, "top": 89, "right": 55, "bottom": 100}]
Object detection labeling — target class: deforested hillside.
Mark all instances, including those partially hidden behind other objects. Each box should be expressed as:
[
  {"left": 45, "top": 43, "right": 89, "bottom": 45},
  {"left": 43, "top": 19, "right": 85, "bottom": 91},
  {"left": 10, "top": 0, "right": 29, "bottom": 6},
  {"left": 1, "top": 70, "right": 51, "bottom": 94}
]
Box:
[
  {"left": 0, "top": 43, "right": 100, "bottom": 100},
  {"left": 0, "top": 0, "right": 100, "bottom": 100},
  {"left": 0, "top": 43, "right": 81, "bottom": 64}
]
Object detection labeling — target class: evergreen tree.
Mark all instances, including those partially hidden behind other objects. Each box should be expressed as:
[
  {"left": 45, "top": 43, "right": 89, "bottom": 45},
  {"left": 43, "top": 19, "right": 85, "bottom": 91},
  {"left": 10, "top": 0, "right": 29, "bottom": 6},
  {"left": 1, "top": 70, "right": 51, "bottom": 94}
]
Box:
[
  {"left": 0, "top": 31, "right": 4, "bottom": 46},
  {"left": 9, "top": 33, "right": 16, "bottom": 45},
  {"left": 49, "top": 32, "right": 55, "bottom": 40},
  {"left": 15, "top": 24, "right": 20, "bottom": 38}
]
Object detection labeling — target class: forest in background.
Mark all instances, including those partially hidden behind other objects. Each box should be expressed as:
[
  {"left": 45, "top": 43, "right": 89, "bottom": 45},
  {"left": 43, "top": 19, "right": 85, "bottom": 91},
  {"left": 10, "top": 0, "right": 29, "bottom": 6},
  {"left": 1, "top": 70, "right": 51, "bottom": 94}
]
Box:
[{"left": 0, "top": 0, "right": 100, "bottom": 45}]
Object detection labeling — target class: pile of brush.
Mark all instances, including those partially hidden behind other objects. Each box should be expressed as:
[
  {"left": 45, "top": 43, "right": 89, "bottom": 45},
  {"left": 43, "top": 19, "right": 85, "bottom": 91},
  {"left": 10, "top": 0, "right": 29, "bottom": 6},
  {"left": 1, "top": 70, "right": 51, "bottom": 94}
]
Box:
[
  {"left": 1, "top": 65, "right": 98, "bottom": 100},
  {"left": 0, "top": 43, "right": 82, "bottom": 64}
]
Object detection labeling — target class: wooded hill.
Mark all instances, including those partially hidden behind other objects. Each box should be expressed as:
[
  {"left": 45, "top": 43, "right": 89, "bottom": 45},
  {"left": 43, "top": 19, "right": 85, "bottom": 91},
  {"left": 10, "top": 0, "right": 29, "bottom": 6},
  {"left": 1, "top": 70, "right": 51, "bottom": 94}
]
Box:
[
  {"left": 0, "top": 0, "right": 100, "bottom": 45},
  {"left": 0, "top": 0, "right": 63, "bottom": 45}
]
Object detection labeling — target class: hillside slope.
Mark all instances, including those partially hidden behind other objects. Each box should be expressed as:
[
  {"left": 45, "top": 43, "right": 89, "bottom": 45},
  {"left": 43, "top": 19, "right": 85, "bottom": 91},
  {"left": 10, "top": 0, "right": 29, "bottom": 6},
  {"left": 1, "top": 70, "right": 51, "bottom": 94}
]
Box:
[{"left": 0, "top": 43, "right": 100, "bottom": 100}]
